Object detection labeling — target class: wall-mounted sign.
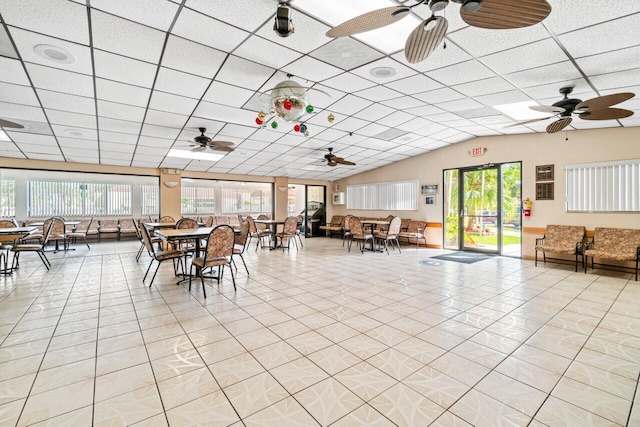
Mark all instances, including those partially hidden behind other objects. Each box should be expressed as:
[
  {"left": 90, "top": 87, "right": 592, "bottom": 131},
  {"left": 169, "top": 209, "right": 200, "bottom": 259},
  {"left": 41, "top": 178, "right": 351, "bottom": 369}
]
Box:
[
  {"left": 421, "top": 185, "right": 438, "bottom": 195},
  {"left": 469, "top": 146, "right": 486, "bottom": 157}
]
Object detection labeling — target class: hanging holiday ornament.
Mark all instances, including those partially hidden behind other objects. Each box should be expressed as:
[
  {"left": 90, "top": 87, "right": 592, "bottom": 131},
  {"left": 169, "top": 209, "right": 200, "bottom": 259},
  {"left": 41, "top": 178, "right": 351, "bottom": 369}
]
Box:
[
  {"left": 255, "top": 117, "right": 264, "bottom": 125},
  {"left": 293, "top": 124, "right": 301, "bottom": 132},
  {"left": 258, "top": 110, "right": 266, "bottom": 120},
  {"left": 283, "top": 99, "right": 293, "bottom": 111},
  {"left": 327, "top": 113, "right": 335, "bottom": 123},
  {"left": 304, "top": 131, "right": 309, "bottom": 137},
  {"left": 300, "top": 124, "right": 307, "bottom": 133},
  {"left": 305, "top": 105, "right": 314, "bottom": 114}
]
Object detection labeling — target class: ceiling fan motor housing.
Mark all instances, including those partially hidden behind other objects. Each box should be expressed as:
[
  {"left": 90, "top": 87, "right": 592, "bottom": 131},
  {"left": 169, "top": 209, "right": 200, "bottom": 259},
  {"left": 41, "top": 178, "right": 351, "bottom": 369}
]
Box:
[{"left": 553, "top": 98, "right": 582, "bottom": 116}]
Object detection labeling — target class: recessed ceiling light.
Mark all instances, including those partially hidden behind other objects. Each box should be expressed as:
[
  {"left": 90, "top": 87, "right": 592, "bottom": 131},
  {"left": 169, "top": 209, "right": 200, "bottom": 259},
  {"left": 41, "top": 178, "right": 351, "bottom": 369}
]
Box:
[
  {"left": 370, "top": 66, "right": 397, "bottom": 78},
  {"left": 167, "top": 149, "right": 224, "bottom": 162},
  {"left": 63, "top": 129, "right": 84, "bottom": 136},
  {"left": 34, "top": 44, "right": 75, "bottom": 64}
]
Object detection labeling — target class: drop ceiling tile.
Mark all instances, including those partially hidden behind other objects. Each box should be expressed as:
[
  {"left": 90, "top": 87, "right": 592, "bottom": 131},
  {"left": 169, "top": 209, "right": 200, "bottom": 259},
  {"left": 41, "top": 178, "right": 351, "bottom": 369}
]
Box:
[
  {"left": 545, "top": 0, "right": 640, "bottom": 35},
  {"left": 314, "top": 128, "right": 348, "bottom": 142},
  {"left": 480, "top": 38, "right": 569, "bottom": 75},
  {"left": 155, "top": 67, "right": 211, "bottom": 99},
  {"left": 47, "top": 110, "right": 96, "bottom": 129},
  {"left": 576, "top": 45, "right": 640, "bottom": 77},
  {"left": 172, "top": 8, "right": 249, "bottom": 53},
  {"left": 217, "top": 124, "right": 255, "bottom": 139},
  {"left": 255, "top": 10, "right": 331, "bottom": 55},
  {"left": 215, "top": 55, "right": 274, "bottom": 91},
  {"left": 448, "top": 24, "right": 549, "bottom": 58},
  {"left": 474, "top": 90, "right": 532, "bottom": 107},
  {"left": 396, "top": 117, "right": 434, "bottom": 133},
  {"left": 0, "top": 82, "right": 39, "bottom": 106},
  {"left": 10, "top": 28, "right": 93, "bottom": 75},
  {"left": 2, "top": 0, "right": 89, "bottom": 44},
  {"left": 376, "top": 111, "right": 414, "bottom": 128},
  {"left": 435, "top": 98, "right": 484, "bottom": 113},
  {"left": 560, "top": 13, "right": 640, "bottom": 59},
  {"left": 6, "top": 121, "right": 53, "bottom": 136},
  {"left": 525, "top": 78, "right": 595, "bottom": 101},
  {"left": 241, "top": 128, "right": 282, "bottom": 143},
  {"left": 310, "top": 38, "right": 384, "bottom": 72},
  {"left": 203, "top": 82, "right": 255, "bottom": 110},
  {"left": 284, "top": 56, "right": 343, "bottom": 84},
  {"left": 415, "top": 122, "right": 450, "bottom": 137},
  {"left": 161, "top": 36, "right": 226, "bottom": 80},
  {"left": 354, "top": 85, "right": 403, "bottom": 102},
  {"left": 37, "top": 90, "right": 95, "bottom": 115},
  {"left": 99, "top": 117, "right": 141, "bottom": 134},
  {"left": 353, "top": 103, "right": 395, "bottom": 122},
  {"left": 381, "top": 96, "right": 424, "bottom": 110},
  {"left": 235, "top": 36, "right": 303, "bottom": 71},
  {"left": 183, "top": 117, "right": 225, "bottom": 136},
  {"left": 355, "top": 56, "right": 418, "bottom": 84},
  {"left": 355, "top": 123, "right": 391, "bottom": 138},
  {"left": 590, "top": 69, "right": 640, "bottom": 91},
  {"left": 149, "top": 91, "right": 199, "bottom": 115},
  {"left": 404, "top": 104, "right": 444, "bottom": 117},
  {"left": 331, "top": 117, "right": 368, "bottom": 133},
  {"left": 100, "top": 141, "right": 135, "bottom": 153},
  {"left": 91, "top": 11, "right": 165, "bottom": 63},
  {"left": 187, "top": 0, "right": 274, "bottom": 30},
  {"left": 454, "top": 76, "right": 517, "bottom": 97},
  {"left": 413, "top": 87, "right": 466, "bottom": 104},
  {"left": 327, "top": 95, "right": 372, "bottom": 116},
  {"left": 385, "top": 74, "right": 442, "bottom": 95},
  {"left": 0, "top": 25, "right": 18, "bottom": 59},
  {"left": 236, "top": 139, "right": 270, "bottom": 151},
  {"left": 505, "top": 61, "right": 583, "bottom": 88},
  {"left": 18, "top": 143, "right": 61, "bottom": 155},
  {"left": 193, "top": 101, "right": 256, "bottom": 127},
  {"left": 145, "top": 110, "right": 188, "bottom": 128},
  {"left": 427, "top": 60, "right": 496, "bottom": 87},
  {"left": 90, "top": 0, "right": 179, "bottom": 31},
  {"left": 141, "top": 124, "right": 181, "bottom": 139},
  {"left": 9, "top": 133, "right": 58, "bottom": 145},
  {"left": 95, "top": 78, "right": 151, "bottom": 107},
  {"left": 99, "top": 150, "right": 133, "bottom": 161},
  {"left": 94, "top": 50, "right": 157, "bottom": 88},
  {"left": 0, "top": 57, "right": 30, "bottom": 86},
  {"left": 99, "top": 130, "right": 138, "bottom": 144},
  {"left": 26, "top": 63, "right": 94, "bottom": 97},
  {"left": 139, "top": 135, "right": 174, "bottom": 148},
  {"left": 0, "top": 102, "right": 46, "bottom": 122},
  {"left": 392, "top": 40, "right": 472, "bottom": 73}
]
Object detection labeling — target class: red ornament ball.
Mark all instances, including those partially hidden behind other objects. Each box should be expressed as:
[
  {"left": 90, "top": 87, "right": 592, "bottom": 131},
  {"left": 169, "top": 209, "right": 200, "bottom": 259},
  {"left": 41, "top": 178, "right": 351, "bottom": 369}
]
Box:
[
  {"left": 294, "top": 124, "right": 301, "bottom": 132},
  {"left": 255, "top": 117, "right": 264, "bottom": 125},
  {"left": 283, "top": 100, "right": 293, "bottom": 111}
]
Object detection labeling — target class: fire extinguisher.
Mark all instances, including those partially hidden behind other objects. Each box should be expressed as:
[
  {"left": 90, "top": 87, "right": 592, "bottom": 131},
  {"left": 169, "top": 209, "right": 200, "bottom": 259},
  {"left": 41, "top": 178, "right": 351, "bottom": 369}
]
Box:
[{"left": 523, "top": 198, "right": 532, "bottom": 217}]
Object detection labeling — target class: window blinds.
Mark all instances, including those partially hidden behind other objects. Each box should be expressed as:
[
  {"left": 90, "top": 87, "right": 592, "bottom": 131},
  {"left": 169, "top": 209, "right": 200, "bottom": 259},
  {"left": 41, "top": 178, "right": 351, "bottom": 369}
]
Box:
[
  {"left": 347, "top": 180, "right": 418, "bottom": 210},
  {"left": 565, "top": 159, "right": 640, "bottom": 212}
]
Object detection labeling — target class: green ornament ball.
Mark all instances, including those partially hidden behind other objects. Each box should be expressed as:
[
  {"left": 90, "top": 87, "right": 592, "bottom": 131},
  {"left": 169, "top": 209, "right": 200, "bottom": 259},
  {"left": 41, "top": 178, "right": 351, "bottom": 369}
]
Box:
[
  {"left": 271, "top": 121, "right": 278, "bottom": 129},
  {"left": 306, "top": 105, "right": 314, "bottom": 114}
]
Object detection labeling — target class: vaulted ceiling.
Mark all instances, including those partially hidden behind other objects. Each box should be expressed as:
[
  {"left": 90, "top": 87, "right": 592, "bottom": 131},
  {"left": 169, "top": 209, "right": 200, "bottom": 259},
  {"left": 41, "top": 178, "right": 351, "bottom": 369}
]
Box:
[{"left": 0, "top": 0, "right": 639, "bottom": 181}]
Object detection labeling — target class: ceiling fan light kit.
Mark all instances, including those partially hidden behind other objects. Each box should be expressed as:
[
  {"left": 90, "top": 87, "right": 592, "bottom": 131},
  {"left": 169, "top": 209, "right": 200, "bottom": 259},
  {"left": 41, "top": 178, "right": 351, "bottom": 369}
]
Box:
[
  {"left": 429, "top": 0, "right": 449, "bottom": 13},
  {"left": 273, "top": 2, "right": 294, "bottom": 37},
  {"left": 462, "top": 0, "right": 483, "bottom": 13}
]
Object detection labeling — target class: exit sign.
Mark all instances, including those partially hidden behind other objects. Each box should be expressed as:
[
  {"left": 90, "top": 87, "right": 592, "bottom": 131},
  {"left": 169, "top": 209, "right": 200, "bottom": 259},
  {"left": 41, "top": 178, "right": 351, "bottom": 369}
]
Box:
[{"left": 470, "top": 146, "right": 485, "bottom": 156}]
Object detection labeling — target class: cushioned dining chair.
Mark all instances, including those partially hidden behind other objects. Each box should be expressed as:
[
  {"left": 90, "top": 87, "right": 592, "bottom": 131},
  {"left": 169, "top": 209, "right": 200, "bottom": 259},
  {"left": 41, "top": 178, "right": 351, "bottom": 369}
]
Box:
[
  {"left": 233, "top": 220, "right": 250, "bottom": 275},
  {"left": 247, "top": 215, "right": 270, "bottom": 250},
  {"left": 347, "top": 216, "right": 374, "bottom": 253},
  {"left": 189, "top": 225, "right": 236, "bottom": 298},
  {"left": 11, "top": 218, "right": 54, "bottom": 270},
  {"left": 294, "top": 214, "right": 304, "bottom": 248},
  {"left": 276, "top": 216, "right": 298, "bottom": 251},
  {"left": 140, "top": 223, "right": 184, "bottom": 287},
  {"left": 134, "top": 219, "right": 162, "bottom": 261},
  {"left": 0, "top": 220, "right": 18, "bottom": 274},
  {"left": 159, "top": 216, "right": 175, "bottom": 224},
  {"left": 65, "top": 217, "right": 93, "bottom": 250},
  {"left": 374, "top": 216, "right": 402, "bottom": 255},
  {"left": 174, "top": 217, "right": 199, "bottom": 263}
]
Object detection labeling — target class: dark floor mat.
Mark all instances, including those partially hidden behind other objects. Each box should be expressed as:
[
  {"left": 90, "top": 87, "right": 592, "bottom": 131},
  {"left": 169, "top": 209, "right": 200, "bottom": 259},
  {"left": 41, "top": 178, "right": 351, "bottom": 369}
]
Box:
[{"left": 429, "top": 251, "right": 494, "bottom": 264}]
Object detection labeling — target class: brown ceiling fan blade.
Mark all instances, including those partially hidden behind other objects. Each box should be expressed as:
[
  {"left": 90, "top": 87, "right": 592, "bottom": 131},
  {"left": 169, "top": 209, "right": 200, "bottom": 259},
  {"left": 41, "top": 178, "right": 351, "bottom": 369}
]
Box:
[
  {"left": 211, "top": 145, "right": 234, "bottom": 152},
  {"left": 0, "top": 118, "right": 24, "bottom": 129},
  {"left": 326, "top": 6, "right": 410, "bottom": 38},
  {"left": 579, "top": 108, "right": 634, "bottom": 121},
  {"left": 404, "top": 16, "right": 448, "bottom": 64},
  {"left": 530, "top": 105, "right": 565, "bottom": 114},
  {"left": 336, "top": 159, "right": 356, "bottom": 166},
  {"left": 503, "top": 116, "right": 554, "bottom": 128},
  {"left": 546, "top": 118, "right": 572, "bottom": 134},
  {"left": 210, "top": 140, "right": 234, "bottom": 147},
  {"left": 327, "top": 161, "right": 337, "bottom": 167},
  {"left": 460, "top": 0, "right": 551, "bottom": 29},
  {"left": 575, "top": 93, "right": 635, "bottom": 112}
]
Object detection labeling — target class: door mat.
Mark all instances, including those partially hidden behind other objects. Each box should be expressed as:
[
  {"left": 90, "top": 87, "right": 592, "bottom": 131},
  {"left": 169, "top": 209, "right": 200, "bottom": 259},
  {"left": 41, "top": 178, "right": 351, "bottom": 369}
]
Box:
[{"left": 429, "top": 252, "right": 494, "bottom": 264}]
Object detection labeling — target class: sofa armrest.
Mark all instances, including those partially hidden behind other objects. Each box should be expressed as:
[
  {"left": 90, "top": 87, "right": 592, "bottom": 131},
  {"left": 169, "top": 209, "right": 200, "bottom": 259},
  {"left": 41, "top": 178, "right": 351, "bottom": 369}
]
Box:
[{"left": 535, "top": 235, "right": 545, "bottom": 245}]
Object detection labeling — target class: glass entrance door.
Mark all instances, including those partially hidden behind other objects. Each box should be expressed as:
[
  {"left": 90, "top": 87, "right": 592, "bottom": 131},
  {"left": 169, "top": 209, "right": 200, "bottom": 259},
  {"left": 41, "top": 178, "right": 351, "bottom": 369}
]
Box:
[
  {"left": 444, "top": 162, "right": 521, "bottom": 256},
  {"left": 305, "top": 185, "right": 325, "bottom": 237}
]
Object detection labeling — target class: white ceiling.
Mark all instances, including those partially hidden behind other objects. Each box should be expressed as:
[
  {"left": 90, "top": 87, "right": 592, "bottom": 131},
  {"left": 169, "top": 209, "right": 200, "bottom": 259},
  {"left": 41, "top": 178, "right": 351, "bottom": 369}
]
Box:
[{"left": 0, "top": 0, "right": 639, "bottom": 180}]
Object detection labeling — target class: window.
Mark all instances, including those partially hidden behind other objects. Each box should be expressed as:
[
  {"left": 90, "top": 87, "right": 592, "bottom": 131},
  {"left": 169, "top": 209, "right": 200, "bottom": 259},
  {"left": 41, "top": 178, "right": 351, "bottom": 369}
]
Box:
[
  {"left": 565, "top": 159, "right": 640, "bottom": 212},
  {"left": 141, "top": 184, "right": 159, "bottom": 216},
  {"left": 1, "top": 179, "right": 15, "bottom": 217},
  {"left": 221, "top": 188, "right": 271, "bottom": 214},
  {"left": 181, "top": 186, "right": 215, "bottom": 214},
  {"left": 347, "top": 180, "right": 418, "bottom": 210},
  {"left": 27, "top": 181, "right": 132, "bottom": 217}
]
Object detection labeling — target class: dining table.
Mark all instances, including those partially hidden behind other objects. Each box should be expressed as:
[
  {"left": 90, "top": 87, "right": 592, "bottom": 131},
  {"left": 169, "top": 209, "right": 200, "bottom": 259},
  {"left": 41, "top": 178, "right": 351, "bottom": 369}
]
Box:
[
  {"left": 360, "top": 219, "right": 390, "bottom": 252},
  {"left": 254, "top": 219, "right": 285, "bottom": 250},
  {"left": 0, "top": 226, "right": 37, "bottom": 274},
  {"left": 29, "top": 220, "right": 80, "bottom": 253}
]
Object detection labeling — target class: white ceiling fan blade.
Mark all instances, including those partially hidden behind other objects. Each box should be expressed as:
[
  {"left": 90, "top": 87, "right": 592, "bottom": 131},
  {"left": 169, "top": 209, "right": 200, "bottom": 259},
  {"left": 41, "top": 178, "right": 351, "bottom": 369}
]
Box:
[
  {"left": 503, "top": 116, "right": 554, "bottom": 128},
  {"left": 404, "top": 16, "right": 448, "bottom": 64},
  {"left": 530, "top": 105, "right": 565, "bottom": 113},
  {"left": 326, "top": 6, "right": 410, "bottom": 38}
]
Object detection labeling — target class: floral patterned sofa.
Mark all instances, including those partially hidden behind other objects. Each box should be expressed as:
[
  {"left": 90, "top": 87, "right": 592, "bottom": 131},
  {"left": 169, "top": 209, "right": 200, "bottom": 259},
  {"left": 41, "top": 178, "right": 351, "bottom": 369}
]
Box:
[
  {"left": 584, "top": 227, "right": 640, "bottom": 281},
  {"left": 535, "top": 225, "right": 585, "bottom": 272}
]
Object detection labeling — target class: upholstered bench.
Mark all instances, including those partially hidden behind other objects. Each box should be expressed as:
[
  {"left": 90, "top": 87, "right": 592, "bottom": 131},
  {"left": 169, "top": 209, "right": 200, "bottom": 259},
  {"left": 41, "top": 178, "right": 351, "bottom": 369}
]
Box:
[
  {"left": 535, "top": 225, "right": 585, "bottom": 271},
  {"left": 584, "top": 227, "right": 640, "bottom": 281},
  {"left": 319, "top": 215, "right": 344, "bottom": 238}
]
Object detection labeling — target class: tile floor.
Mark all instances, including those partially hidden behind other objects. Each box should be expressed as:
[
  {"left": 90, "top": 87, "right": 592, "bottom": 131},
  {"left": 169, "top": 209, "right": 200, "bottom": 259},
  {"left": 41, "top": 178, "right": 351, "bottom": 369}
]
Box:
[{"left": 0, "top": 237, "right": 639, "bottom": 426}]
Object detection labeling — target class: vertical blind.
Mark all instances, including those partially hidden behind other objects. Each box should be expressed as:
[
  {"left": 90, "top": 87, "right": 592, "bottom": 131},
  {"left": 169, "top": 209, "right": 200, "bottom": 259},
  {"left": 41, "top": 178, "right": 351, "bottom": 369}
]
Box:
[
  {"left": 181, "top": 186, "right": 216, "bottom": 214},
  {"left": 141, "top": 184, "right": 159, "bottom": 216},
  {"left": 565, "top": 159, "right": 640, "bottom": 212},
  {"left": 347, "top": 180, "right": 418, "bottom": 210},
  {"left": 28, "top": 181, "right": 132, "bottom": 217},
  {"left": 1, "top": 179, "right": 15, "bottom": 217}
]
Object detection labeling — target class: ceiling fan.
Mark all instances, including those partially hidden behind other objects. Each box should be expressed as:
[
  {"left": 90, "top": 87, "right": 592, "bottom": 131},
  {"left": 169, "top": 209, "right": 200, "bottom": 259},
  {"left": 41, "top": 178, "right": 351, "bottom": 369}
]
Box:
[
  {"left": 323, "top": 148, "right": 356, "bottom": 167},
  {"left": 505, "top": 87, "right": 635, "bottom": 134},
  {"left": 187, "top": 127, "right": 235, "bottom": 152},
  {"left": 326, "top": 0, "right": 552, "bottom": 64},
  {"left": 0, "top": 118, "right": 24, "bottom": 129}
]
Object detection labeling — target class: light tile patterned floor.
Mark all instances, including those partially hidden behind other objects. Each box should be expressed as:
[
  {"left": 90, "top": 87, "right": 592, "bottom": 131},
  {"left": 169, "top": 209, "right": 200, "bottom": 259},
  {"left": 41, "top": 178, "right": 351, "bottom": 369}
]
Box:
[{"left": 0, "top": 237, "right": 639, "bottom": 426}]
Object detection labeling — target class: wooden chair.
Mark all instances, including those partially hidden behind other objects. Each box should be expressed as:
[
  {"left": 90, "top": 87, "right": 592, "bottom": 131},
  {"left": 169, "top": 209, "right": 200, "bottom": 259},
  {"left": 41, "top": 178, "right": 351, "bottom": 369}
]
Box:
[
  {"left": 140, "top": 224, "right": 184, "bottom": 287},
  {"left": 189, "top": 225, "right": 236, "bottom": 298}
]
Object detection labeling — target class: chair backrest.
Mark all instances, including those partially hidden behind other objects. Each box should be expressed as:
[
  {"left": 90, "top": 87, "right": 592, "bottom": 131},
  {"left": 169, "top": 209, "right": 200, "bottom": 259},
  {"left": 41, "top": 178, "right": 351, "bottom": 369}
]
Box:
[
  {"left": 296, "top": 215, "right": 303, "bottom": 231},
  {"left": 49, "top": 217, "right": 66, "bottom": 237},
  {"left": 387, "top": 216, "right": 402, "bottom": 237},
  {"left": 176, "top": 218, "right": 198, "bottom": 229},
  {"left": 593, "top": 227, "right": 640, "bottom": 253},
  {"left": 407, "top": 220, "right": 426, "bottom": 233},
  {"left": 133, "top": 219, "right": 143, "bottom": 240},
  {"left": 348, "top": 216, "right": 363, "bottom": 237},
  {"left": 0, "top": 220, "right": 15, "bottom": 228},
  {"left": 204, "top": 216, "right": 214, "bottom": 227},
  {"left": 204, "top": 225, "right": 235, "bottom": 261},
  {"left": 256, "top": 214, "right": 268, "bottom": 230},
  {"left": 118, "top": 218, "right": 135, "bottom": 231},
  {"left": 235, "top": 220, "right": 249, "bottom": 247},
  {"left": 343, "top": 215, "right": 353, "bottom": 231},
  {"left": 246, "top": 215, "right": 257, "bottom": 233},
  {"left": 283, "top": 216, "right": 297, "bottom": 234},
  {"left": 159, "top": 216, "right": 175, "bottom": 224},
  {"left": 139, "top": 222, "right": 157, "bottom": 255},
  {"left": 545, "top": 225, "right": 585, "bottom": 250},
  {"left": 76, "top": 217, "right": 93, "bottom": 234},
  {"left": 400, "top": 218, "right": 411, "bottom": 231},
  {"left": 42, "top": 218, "right": 56, "bottom": 245}
]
